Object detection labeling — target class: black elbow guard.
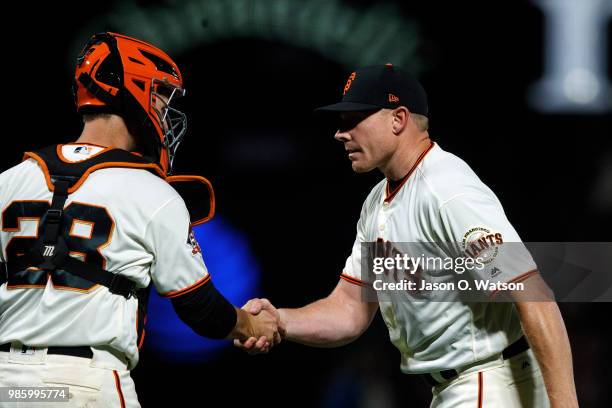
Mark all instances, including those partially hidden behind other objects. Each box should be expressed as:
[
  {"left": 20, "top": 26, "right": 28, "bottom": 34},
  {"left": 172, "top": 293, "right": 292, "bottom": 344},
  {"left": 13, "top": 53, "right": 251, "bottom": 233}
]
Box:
[{"left": 170, "top": 279, "right": 237, "bottom": 339}]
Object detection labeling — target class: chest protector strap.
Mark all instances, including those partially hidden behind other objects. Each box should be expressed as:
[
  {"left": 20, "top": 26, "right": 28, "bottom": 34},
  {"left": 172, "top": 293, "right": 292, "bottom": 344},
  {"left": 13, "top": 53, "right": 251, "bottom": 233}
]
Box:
[{"left": 2, "top": 144, "right": 166, "bottom": 299}]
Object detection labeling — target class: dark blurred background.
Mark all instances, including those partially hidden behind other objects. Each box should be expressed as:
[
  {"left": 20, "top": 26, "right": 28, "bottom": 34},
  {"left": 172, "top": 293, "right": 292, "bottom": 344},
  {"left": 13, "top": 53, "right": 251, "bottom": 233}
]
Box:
[{"left": 2, "top": 0, "right": 611, "bottom": 406}]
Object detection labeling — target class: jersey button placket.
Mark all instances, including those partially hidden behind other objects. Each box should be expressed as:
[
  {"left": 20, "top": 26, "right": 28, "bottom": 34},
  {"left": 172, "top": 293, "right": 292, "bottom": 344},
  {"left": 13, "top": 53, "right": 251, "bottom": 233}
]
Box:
[{"left": 378, "top": 200, "right": 390, "bottom": 237}]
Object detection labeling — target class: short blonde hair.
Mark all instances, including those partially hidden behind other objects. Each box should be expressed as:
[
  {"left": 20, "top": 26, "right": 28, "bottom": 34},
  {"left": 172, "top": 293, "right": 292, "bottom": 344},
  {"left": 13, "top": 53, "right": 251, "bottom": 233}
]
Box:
[{"left": 411, "top": 113, "right": 429, "bottom": 132}]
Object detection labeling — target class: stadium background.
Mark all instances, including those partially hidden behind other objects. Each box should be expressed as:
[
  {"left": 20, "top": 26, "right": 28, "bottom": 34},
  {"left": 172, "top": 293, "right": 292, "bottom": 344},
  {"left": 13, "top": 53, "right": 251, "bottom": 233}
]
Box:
[{"left": 2, "top": 0, "right": 611, "bottom": 406}]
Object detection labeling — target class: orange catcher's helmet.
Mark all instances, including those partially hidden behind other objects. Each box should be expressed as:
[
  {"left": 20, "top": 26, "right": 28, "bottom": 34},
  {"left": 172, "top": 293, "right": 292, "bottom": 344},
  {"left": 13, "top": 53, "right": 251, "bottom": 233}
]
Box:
[{"left": 73, "top": 32, "right": 186, "bottom": 174}]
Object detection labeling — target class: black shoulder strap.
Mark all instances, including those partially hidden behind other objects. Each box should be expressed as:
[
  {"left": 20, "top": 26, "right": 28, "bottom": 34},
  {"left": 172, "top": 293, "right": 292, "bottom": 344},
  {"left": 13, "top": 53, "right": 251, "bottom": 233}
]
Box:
[
  {"left": 27, "top": 144, "right": 165, "bottom": 192},
  {"left": 2, "top": 144, "right": 165, "bottom": 299}
]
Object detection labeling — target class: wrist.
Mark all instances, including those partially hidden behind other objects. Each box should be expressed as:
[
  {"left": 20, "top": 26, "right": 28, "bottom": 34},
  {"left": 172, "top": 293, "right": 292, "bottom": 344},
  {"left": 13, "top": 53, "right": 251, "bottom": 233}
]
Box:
[
  {"left": 278, "top": 308, "right": 291, "bottom": 340},
  {"left": 229, "top": 307, "right": 254, "bottom": 340}
]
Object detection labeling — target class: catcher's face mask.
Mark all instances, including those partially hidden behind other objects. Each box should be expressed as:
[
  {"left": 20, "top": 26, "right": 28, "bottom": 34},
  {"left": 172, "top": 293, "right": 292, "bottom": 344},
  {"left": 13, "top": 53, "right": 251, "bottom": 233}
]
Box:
[{"left": 151, "top": 79, "right": 187, "bottom": 174}]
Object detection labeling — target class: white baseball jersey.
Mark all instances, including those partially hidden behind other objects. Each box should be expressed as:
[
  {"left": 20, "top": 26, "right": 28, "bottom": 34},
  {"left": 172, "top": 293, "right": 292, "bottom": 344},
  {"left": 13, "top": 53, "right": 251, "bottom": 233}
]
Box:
[
  {"left": 341, "top": 142, "right": 537, "bottom": 374},
  {"left": 0, "top": 143, "right": 210, "bottom": 369}
]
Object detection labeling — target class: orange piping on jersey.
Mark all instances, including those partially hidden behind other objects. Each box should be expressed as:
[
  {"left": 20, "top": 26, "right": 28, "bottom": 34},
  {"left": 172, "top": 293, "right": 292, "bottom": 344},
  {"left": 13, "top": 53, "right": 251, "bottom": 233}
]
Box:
[
  {"left": 489, "top": 269, "right": 540, "bottom": 299},
  {"left": 7, "top": 271, "right": 51, "bottom": 290},
  {"left": 138, "top": 328, "right": 146, "bottom": 349},
  {"left": 138, "top": 314, "right": 148, "bottom": 349},
  {"left": 68, "top": 161, "right": 166, "bottom": 192},
  {"left": 51, "top": 284, "right": 101, "bottom": 294},
  {"left": 2, "top": 204, "right": 45, "bottom": 276},
  {"left": 477, "top": 372, "right": 483, "bottom": 407},
  {"left": 162, "top": 274, "right": 211, "bottom": 299},
  {"left": 22, "top": 152, "right": 55, "bottom": 192},
  {"left": 23, "top": 151, "right": 166, "bottom": 194},
  {"left": 165, "top": 175, "right": 216, "bottom": 226},
  {"left": 340, "top": 273, "right": 370, "bottom": 287},
  {"left": 135, "top": 310, "right": 147, "bottom": 348},
  {"left": 113, "top": 370, "right": 126, "bottom": 408},
  {"left": 384, "top": 141, "right": 435, "bottom": 203},
  {"left": 7, "top": 284, "right": 47, "bottom": 290},
  {"left": 1, "top": 217, "right": 40, "bottom": 233},
  {"left": 68, "top": 219, "right": 95, "bottom": 239},
  {"left": 56, "top": 144, "right": 113, "bottom": 164},
  {"left": 67, "top": 251, "right": 87, "bottom": 260}
]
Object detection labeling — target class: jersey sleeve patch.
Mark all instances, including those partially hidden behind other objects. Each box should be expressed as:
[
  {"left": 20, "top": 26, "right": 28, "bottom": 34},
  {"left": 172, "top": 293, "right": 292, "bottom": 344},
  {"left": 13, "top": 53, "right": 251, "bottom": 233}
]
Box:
[
  {"left": 186, "top": 226, "right": 202, "bottom": 256},
  {"left": 461, "top": 226, "right": 504, "bottom": 265}
]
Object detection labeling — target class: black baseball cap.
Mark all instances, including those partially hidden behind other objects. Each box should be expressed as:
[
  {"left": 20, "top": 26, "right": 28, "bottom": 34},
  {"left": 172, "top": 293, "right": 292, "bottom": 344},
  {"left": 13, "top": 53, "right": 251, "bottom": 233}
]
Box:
[{"left": 315, "top": 64, "right": 428, "bottom": 116}]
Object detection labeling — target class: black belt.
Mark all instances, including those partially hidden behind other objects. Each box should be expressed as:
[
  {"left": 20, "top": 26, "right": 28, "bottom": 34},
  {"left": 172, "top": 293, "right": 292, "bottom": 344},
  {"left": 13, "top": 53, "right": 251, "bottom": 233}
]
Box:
[
  {"left": 421, "top": 336, "right": 530, "bottom": 387},
  {"left": 0, "top": 343, "right": 93, "bottom": 359}
]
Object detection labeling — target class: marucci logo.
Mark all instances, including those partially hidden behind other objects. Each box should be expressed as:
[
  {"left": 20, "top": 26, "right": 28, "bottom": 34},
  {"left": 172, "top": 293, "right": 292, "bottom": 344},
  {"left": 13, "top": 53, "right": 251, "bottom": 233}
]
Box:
[{"left": 43, "top": 245, "right": 55, "bottom": 257}]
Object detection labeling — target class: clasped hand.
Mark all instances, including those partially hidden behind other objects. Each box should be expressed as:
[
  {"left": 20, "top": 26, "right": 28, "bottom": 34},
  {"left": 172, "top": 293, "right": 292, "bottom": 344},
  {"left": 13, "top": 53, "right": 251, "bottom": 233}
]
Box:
[{"left": 236, "top": 298, "right": 284, "bottom": 354}]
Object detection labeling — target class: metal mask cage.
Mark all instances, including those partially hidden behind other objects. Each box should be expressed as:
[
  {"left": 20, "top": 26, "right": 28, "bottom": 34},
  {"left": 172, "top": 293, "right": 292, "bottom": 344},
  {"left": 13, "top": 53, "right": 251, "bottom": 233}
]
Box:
[{"left": 150, "top": 78, "right": 187, "bottom": 173}]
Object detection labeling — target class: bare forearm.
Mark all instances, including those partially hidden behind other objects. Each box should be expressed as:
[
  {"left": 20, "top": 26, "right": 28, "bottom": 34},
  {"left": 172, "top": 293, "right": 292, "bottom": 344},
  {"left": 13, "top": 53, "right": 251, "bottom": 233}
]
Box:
[
  {"left": 279, "top": 297, "right": 368, "bottom": 347},
  {"left": 517, "top": 301, "right": 578, "bottom": 407}
]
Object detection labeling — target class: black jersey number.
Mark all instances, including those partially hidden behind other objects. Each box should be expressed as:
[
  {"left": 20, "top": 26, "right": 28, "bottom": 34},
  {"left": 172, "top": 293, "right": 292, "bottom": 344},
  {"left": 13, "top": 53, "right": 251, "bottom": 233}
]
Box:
[{"left": 2, "top": 200, "right": 114, "bottom": 292}]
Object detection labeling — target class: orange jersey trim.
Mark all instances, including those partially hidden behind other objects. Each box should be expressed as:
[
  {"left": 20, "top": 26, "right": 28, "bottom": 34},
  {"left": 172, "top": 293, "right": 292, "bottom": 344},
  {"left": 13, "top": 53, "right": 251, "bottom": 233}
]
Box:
[
  {"left": 113, "top": 370, "right": 126, "bottom": 408},
  {"left": 340, "top": 273, "right": 370, "bottom": 287},
  {"left": 477, "top": 372, "right": 483, "bottom": 408},
  {"left": 51, "top": 284, "right": 101, "bottom": 294},
  {"left": 1, "top": 200, "right": 48, "bottom": 233},
  {"left": 138, "top": 329, "right": 146, "bottom": 349},
  {"left": 162, "top": 274, "right": 211, "bottom": 299},
  {"left": 6, "top": 284, "right": 48, "bottom": 290},
  {"left": 23, "top": 151, "right": 166, "bottom": 194},
  {"left": 385, "top": 141, "right": 435, "bottom": 203},
  {"left": 136, "top": 310, "right": 147, "bottom": 349}
]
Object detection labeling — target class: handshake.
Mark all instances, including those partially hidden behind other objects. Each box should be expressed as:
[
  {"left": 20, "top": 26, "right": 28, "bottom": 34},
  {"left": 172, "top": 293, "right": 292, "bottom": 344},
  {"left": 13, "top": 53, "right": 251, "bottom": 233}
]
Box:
[{"left": 235, "top": 298, "right": 285, "bottom": 354}]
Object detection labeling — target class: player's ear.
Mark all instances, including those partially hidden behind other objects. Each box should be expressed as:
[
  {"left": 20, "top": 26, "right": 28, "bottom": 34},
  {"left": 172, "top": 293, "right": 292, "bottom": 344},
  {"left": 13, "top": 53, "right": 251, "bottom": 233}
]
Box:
[{"left": 391, "top": 107, "right": 409, "bottom": 135}]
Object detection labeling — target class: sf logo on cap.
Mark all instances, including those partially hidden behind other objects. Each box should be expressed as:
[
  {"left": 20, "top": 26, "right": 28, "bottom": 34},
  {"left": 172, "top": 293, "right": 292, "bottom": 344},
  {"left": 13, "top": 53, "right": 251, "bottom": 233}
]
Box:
[{"left": 343, "top": 72, "right": 356, "bottom": 95}]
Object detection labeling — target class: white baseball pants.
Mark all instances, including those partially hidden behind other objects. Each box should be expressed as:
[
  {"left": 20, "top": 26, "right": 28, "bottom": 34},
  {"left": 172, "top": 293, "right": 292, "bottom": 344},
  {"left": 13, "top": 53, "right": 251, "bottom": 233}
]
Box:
[
  {"left": 0, "top": 346, "right": 140, "bottom": 408},
  {"left": 430, "top": 349, "right": 550, "bottom": 407}
]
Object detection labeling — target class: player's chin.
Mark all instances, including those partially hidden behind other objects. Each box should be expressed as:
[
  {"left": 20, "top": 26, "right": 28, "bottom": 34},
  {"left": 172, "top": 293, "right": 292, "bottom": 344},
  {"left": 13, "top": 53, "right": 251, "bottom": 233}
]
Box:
[{"left": 351, "top": 160, "right": 374, "bottom": 173}]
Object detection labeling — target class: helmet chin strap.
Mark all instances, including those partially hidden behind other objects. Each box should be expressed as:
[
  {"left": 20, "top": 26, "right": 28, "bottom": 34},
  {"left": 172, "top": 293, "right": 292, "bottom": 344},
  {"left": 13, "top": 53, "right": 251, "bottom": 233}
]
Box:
[{"left": 77, "top": 73, "right": 122, "bottom": 111}]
